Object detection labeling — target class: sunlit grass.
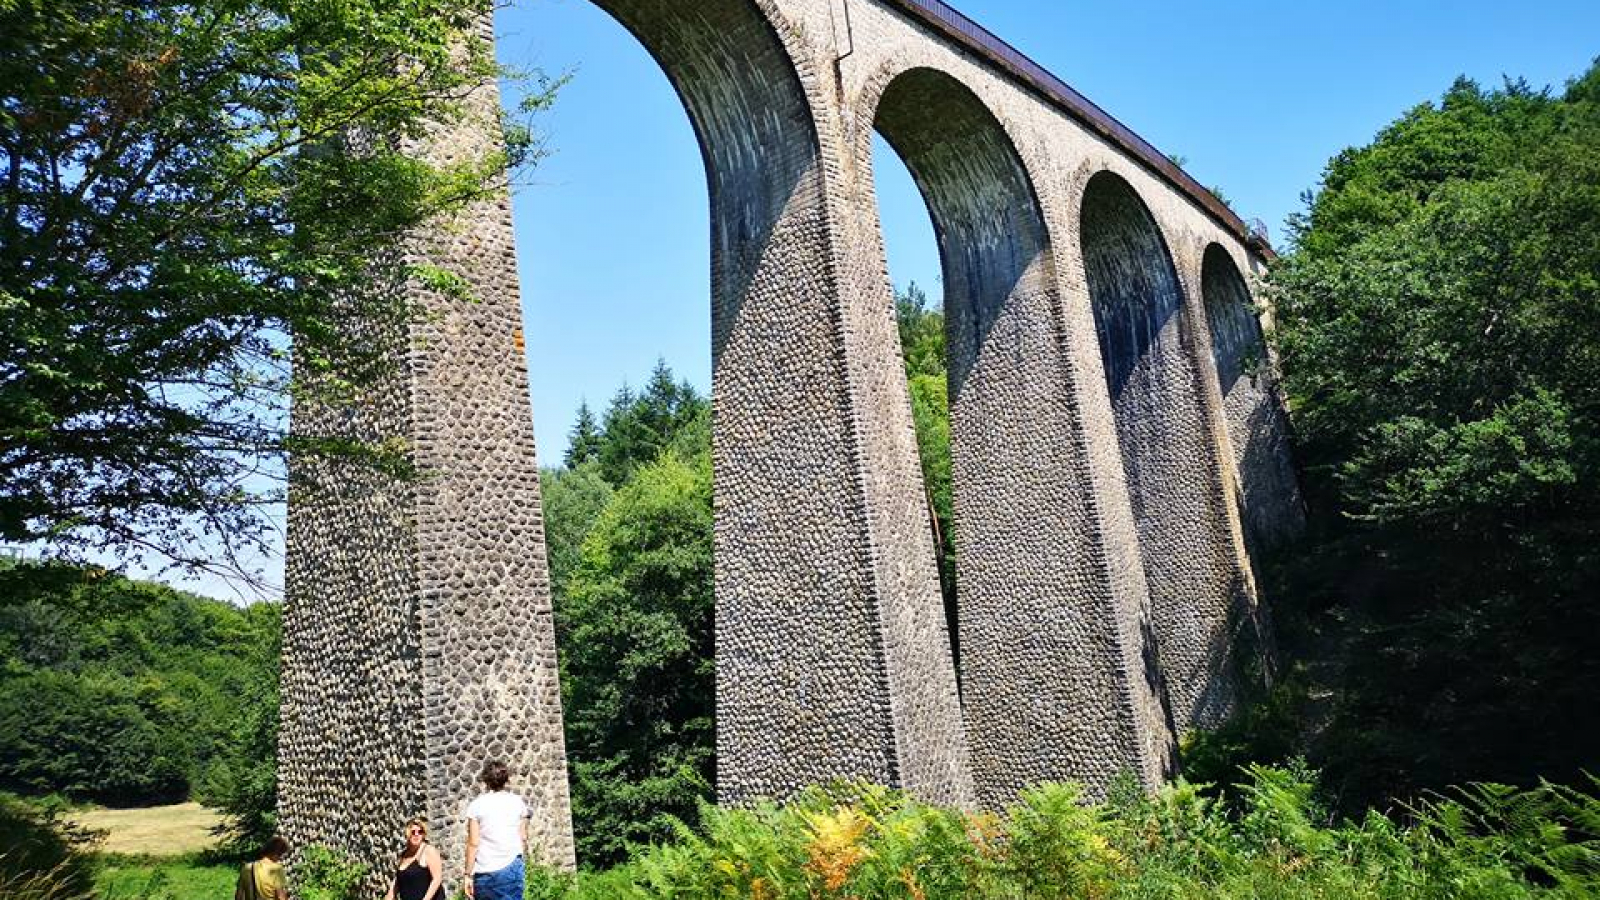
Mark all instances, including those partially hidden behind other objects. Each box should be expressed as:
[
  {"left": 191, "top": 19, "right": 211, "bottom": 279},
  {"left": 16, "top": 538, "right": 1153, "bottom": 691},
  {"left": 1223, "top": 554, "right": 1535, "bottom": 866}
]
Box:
[
  {"left": 94, "top": 855, "right": 236, "bottom": 900},
  {"left": 70, "top": 804, "right": 223, "bottom": 857}
]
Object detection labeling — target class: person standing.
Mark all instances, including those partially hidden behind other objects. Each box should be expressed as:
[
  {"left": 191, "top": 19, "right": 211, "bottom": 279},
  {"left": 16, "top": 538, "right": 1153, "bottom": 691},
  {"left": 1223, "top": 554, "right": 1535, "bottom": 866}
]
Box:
[
  {"left": 462, "top": 760, "right": 528, "bottom": 900},
  {"left": 233, "top": 836, "right": 289, "bottom": 900},
  {"left": 383, "top": 818, "right": 443, "bottom": 900}
]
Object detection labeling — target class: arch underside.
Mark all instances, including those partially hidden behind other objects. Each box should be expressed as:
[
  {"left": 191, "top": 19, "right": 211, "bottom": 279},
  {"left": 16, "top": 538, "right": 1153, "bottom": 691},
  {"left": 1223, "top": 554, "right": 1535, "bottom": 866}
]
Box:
[
  {"left": 1202, "top": 246, "right": 1304, "bottom": 555},
  {"left": 594, "top": 0, "right": 973, "bottom": 807},
  {"left": 1081, "top": 172, "right": 1249, "bottom": 732},
  {"left": 875, "top": 69, "right": 1169, "bottom": 804}
]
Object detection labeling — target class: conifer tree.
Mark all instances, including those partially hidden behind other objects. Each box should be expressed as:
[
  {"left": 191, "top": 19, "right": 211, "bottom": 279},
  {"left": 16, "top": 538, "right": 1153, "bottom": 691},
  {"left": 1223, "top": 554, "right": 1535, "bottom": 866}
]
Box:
[{"left": 564, "top": 401, "right": 603, "bottom": 469}]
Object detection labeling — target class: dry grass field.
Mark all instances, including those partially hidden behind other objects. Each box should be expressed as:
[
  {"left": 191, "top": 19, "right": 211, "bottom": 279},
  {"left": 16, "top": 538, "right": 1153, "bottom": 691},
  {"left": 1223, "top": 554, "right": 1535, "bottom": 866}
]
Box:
[{"left": 72, "top": 802, "right": 223, "bottom": 856}]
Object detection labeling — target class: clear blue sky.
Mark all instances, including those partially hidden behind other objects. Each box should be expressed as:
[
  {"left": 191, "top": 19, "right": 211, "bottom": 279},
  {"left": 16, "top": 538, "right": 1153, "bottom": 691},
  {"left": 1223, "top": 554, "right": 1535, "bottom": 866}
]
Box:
[{"left": 499, "top": 0, "right": 1600, "bottom": 463}]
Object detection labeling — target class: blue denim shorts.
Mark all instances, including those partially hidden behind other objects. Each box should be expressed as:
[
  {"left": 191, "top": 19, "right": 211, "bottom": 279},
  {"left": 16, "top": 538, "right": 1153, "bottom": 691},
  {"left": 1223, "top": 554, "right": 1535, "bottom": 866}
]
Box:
[{"left": 473, "top": 856, "right": 524, "bottom": 900}]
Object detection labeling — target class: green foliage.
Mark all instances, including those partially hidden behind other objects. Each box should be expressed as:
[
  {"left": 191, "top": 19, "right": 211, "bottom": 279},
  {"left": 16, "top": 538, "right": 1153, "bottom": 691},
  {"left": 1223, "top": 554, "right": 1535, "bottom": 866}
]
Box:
[
  {"left": 561, "top": 443, "right": 714, "bottom": 866},
  {"left": 1002, "top": 783, "right": 1126, "bottom": 899},
  {"left": 524, "top": 768, "right": 1600, "bottom": 898},
  {"left": 0, "top": 566, "right": 279, "bottom": 830},
  {"left": 897, "top": 282, "right": 948, "bottom": 382},
  {"left": 1178, "top": 678, "right": 1311, "bottom": 803},
  {"left": 564, "top": 402, "right": 605, "bottom": 470},
  {"left": 1253, "top": 60, "right": 1600, "bottom": 809},
  {"left": 193, "top": 630, "right": 280, "bottom": 855},
  {"left": 0, "top": 669, "right": 192, "bottom": 803},
  {"left": 1275, "top": 66, "right": 1600, "bottom": 528},
  {"left": 0, "top": 0, "right": 558, "bottom": 575},
  {"left": 594, "top": 360, "right": 706, "bottom": 487},
  {"left": 0, "top": 794, "right": 98, "bottom": 900},
  {"left": 294, "top": 845, "right": 369, "bottom": 900},
  {"left": 542, "top": 361, "right": 714, "bottom": 867},
  {"left": 539, "top": 462, "right": 614, "bottom": 603},
  {"left": 896, "top": 283, "right": 959, "bottom": 640},
  {"left": 95, "top": 854, "right": 238, "bottom": 900}
]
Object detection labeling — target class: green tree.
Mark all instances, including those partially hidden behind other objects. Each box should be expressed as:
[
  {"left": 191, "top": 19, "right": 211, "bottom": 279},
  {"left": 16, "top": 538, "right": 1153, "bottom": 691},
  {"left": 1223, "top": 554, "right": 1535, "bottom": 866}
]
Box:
[
  {"left": 194, "top": 600, "right": 281, "bottom": 853},
  {"left": 1253, "top": 62, "right": 1600, "bottom": 807},
  {"left": 559, "top": 443, "right": 714, "bottom": 866},
  {"left": 0, "top": 669, "right": 191, "bottom": 804},
  {"left": 896, "top": 283, "right": 958, "bottom": 640},
  {"left": 0, "top": 566, "right": 280, "bottom": 816},
  {"left": 564, "top": 401, "right": 604, "bottom": 469},
  {"left": 896, "top": 282, "right": 947, "bottom": 381},
  {"left": 0, "top": 0, "right": 556, "bottom": 576},
  {"left": 539, "top": 461, "right": 613, "bottom": 600},
  {"left": 540, "top": 362, "right": 713, "bottom": 865},
  {"left": 594, "top": 361, "right": 706, "bottom": 486}
]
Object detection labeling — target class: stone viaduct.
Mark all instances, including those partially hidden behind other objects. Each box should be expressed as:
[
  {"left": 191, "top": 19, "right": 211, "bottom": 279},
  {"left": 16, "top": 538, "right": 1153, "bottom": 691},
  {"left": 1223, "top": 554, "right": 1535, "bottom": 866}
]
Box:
[{"left": 279, "top": 0, "right": 1302, "bottom": 875}]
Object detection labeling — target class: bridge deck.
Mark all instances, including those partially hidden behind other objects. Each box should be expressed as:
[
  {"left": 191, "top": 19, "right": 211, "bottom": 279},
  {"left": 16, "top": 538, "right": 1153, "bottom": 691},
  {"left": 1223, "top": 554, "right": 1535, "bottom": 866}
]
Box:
[{"left": 879, "top": 0, "right": 1273, "bottom": 258}]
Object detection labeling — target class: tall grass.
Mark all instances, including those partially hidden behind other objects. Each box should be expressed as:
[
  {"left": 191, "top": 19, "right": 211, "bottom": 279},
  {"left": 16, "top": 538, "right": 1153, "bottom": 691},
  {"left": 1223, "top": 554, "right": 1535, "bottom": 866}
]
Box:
[
  {"left": 0, "top": 793, "right": 97, "bottom": 900},
  {"left": 528, "top": 766, "right": 1599, "bottom": 899}
]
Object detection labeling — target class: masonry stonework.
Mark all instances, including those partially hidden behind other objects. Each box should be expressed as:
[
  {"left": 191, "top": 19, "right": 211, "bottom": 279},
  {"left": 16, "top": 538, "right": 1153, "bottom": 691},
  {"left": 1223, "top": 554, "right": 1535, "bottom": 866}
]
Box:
[
  {"left": 279, "top": 12, "right": 575, "bottom": 884},
  {"left": 1201, "top": 245, "right": 1306, "bottom": 555},
  {"left": 282, "top": 0, "right": 1299, "bottom": 874}
]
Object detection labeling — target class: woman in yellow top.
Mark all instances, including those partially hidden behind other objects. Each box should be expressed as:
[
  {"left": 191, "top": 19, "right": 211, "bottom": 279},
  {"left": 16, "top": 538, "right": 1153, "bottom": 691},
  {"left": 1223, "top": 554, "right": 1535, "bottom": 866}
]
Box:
[{"left": 234, "top": 836, "right": 290, "bottom": 900}]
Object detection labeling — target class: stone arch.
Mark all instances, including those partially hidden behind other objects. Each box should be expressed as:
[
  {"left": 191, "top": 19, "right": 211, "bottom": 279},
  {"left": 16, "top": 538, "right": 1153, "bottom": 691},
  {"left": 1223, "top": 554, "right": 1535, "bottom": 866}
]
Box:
[
  {"left": 585, "top": 1, "right": 975, "bottom": 810},
  {"left": 586, "top": 0, "right": 821, "bottom": 344},
  {"left": 1080, "top": 171, "right": 1251, "bottom": 732},
  {"left": 1200, "top": 244, "right": 1303, "bottom": 554},
  {"left": 871, "top": 67, "right": 1057, "bottom": 396},
  {"left": 869, "top": 66, "right": 1052, "bottom": 679},
  {"left": 863, "top": 68, "right": 1171, "bottom": 806}
]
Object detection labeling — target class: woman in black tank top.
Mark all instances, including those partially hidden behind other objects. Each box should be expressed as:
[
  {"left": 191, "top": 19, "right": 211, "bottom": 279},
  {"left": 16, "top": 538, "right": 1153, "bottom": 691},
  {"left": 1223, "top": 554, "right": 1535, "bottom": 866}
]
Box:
[{"left": 383, "top": 819, "right": 442, "bottom": 900}]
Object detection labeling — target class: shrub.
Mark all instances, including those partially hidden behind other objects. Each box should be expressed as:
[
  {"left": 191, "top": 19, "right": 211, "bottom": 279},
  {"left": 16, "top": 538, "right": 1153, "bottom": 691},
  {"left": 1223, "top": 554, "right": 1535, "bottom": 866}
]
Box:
[
  {"left": 294, "top": 845, "right": 369, "bottom": 900},
  {"left": 520, "top": 767, "right": 1598, "bottom": 899}
]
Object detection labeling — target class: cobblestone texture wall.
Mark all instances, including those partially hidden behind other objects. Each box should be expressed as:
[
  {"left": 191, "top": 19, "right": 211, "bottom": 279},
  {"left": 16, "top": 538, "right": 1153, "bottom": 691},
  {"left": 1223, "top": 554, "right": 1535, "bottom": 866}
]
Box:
[
  {"left": 589, "top": 0, "right": 974, "bottom": 809},
  {"left": 1078, "top": 173, "right": 1256, "bottom": 732},
  {"left": 861, "top": 66, "right": 1173, "bottom": 808},
  {"left": 1201, "top": 245, "right": 1305, "bottom": 555},
  {"left": 806, "top": 0, "right": 1279, "bottom": 780},
  {"left": 284, "top": 0, "right": 1295, "bottom": 867},
  {"left": 279, "top": 11, "right": 575, "bottom": 885}
]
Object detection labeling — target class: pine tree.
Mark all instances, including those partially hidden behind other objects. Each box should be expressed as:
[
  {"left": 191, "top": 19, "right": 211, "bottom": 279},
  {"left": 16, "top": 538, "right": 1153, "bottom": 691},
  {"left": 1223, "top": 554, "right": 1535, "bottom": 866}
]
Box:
[{"left": 564, "top": 401, "right": 603, "bottom": 469}]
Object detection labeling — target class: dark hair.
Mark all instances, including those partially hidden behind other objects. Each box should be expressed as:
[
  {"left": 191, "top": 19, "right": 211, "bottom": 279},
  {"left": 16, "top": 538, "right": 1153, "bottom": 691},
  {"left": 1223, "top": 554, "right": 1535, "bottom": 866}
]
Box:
[
  {"left": 261, "top": 836, "right": 291, "bottom": 859},
  {"left": 480, "top": 760, "right": 510, "bottom": 791}
]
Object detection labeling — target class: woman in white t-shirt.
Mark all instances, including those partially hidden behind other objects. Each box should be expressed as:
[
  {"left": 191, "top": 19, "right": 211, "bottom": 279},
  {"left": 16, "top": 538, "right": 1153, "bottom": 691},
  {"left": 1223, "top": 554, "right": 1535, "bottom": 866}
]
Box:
[{"left": 462, "top": 760, "right": 529, "bottom": 900}]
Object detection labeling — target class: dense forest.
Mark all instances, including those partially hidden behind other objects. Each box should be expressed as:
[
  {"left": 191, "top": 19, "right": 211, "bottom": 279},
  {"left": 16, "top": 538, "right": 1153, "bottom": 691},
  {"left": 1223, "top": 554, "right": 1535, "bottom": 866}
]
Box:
[
  {"left": 1189, "top": 63, "right": 1600, "bottom": 811},
  {"left": 0, "top": 561, "right": 279, "bottom": 846},
  {"left": 541, "top": 363, "right": 715, "bottom": 865}
]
